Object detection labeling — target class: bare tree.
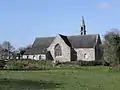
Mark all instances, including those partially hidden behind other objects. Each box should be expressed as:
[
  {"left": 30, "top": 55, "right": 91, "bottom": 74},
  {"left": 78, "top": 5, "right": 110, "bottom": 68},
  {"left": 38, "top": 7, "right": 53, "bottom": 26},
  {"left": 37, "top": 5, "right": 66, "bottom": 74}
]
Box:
[
  {"left": 16, "top": 44, "right": 32, "bottom": 59},
  {"left": 1, "top": 41, "right": 15, "bottom": 59}
]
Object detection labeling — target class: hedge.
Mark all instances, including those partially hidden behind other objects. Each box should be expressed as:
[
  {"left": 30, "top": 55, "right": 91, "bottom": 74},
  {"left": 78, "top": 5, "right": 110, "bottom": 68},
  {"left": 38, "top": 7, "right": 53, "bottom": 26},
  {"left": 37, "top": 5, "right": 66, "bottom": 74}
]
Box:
[
  {"left": 55, "top": 60, "right": 104, "bottom": 68},
  {"left": 4, "top": 59, "right": 53, "bottom": 70},
  {"left": 3, "top": 59, "right": 106, "bottom": 70}
]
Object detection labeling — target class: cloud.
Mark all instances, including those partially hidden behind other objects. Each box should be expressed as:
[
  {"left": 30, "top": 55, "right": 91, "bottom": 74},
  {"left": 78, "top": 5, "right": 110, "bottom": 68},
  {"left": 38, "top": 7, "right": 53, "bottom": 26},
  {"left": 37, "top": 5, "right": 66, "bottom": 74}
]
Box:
[{"left": 97, "top": 2, "right": 113, "bottom": 9}]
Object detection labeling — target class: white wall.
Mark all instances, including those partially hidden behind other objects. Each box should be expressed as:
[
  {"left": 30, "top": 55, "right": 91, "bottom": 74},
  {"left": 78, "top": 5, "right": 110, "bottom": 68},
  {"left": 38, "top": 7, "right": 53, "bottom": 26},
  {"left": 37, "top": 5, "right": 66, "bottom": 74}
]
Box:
[
  {"left": 39, "top": 54, "right": 46, "bottom": 60},
  {"left": 22, "top": 54, "right": 46, "bottom": 60},
  {"left": 23, "top": 55, "right": 28, "bottom": 59}
]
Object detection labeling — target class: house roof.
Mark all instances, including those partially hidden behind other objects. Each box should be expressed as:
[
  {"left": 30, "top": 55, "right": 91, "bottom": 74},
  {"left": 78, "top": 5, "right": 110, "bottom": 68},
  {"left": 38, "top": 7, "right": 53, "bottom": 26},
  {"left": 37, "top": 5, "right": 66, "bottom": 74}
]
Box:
[
  {"left": 68, "top": 34, "right": 98, "bottom": 48},
  {"left": 24, "top": 47, "right": 47, "bottom": 55},
  {"left": 32, "top": 37, "right": 55, "bottom": 48},
  {"left": 24, "top": 34, "right": 99, "bottom": 55},
  {"left": 24, "top": 36, "right": 55, "bottom": 55}
]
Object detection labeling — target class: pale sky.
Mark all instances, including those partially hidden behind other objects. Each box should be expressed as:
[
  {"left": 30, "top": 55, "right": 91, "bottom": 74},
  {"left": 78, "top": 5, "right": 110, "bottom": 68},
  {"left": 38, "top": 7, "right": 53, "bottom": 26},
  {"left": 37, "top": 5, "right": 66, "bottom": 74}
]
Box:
[{"left": 0, "top": 0, "right": 120, "bottom": 49}]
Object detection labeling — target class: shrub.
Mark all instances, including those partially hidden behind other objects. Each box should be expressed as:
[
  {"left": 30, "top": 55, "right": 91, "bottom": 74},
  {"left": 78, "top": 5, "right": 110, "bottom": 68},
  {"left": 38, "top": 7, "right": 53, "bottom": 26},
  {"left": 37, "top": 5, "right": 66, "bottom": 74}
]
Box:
[
  {"left": 79, "top": 60, "right": 104, "bottom": 66},
  {"left": 0, "top": 60, "right": 6, "bottom": 69},
  {"left": 56, "top": 60, "right": 104, "bottom": 68},
  {"left": 56, "top": 61, "right": 81, "bottom": 68},
  {"left": 4, "top": 59, "right": 53, "bottom": 70}
]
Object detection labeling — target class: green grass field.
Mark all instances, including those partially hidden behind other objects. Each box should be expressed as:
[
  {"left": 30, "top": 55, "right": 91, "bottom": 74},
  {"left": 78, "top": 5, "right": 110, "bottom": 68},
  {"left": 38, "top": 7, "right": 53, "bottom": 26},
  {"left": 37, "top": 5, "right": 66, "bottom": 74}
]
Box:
[{"left": 0, "top": 66, "right": 120, "bottom": 90}]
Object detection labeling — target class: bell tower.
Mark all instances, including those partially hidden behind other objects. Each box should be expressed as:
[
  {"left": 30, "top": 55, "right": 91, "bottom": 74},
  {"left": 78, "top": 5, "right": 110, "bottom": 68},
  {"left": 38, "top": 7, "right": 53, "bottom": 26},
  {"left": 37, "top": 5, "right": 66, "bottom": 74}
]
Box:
[{"left": 80, "top": 16, "right": 86, "bottom": 35}]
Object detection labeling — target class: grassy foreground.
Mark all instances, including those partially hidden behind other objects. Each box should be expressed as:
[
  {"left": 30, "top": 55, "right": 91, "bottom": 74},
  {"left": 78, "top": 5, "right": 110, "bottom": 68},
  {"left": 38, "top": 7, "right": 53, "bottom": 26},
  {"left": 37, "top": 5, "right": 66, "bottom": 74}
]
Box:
[{"left": 0, "top": 66, "right": 120, "bottom": 90}]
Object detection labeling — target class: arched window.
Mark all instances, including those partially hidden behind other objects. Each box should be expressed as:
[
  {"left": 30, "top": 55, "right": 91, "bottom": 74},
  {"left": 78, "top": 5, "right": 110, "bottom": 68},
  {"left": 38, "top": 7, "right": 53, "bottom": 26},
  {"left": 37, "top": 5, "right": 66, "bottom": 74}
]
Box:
[
  {"left": 84, "top": 53, "right": 88, "bottom": 59},
  {"left": 54, "top": 44, "right": 62, "bottom": 57}
]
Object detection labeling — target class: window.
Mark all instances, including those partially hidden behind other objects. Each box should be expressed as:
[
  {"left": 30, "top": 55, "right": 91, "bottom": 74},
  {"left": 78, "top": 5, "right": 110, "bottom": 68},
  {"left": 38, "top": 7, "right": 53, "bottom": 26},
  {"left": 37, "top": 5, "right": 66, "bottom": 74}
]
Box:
[
  {"left": 27, "top": 55, "right": 29, "bottom": 59},
  {"left": 84, "top": 53, "right": 88, "bottom": 59},
  {"left": 33, "top": 55, "right": 35, "bottom": 60},
  {"left": 54, "top": 44, "right": 62, "bottom": 57},
  {"left": 39, "top": 55, "right": 41, "bottom": 60}
]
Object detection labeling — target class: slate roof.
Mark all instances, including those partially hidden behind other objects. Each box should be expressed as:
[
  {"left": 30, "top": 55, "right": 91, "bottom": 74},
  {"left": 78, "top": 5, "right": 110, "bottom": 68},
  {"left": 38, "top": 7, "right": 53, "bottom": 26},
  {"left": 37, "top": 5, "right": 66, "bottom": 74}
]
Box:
[
  {"left": 32, "top": 37, "right": 55, "bottom": 48},
  {"left": 24, "top": 36, "right": 55, "bottom": 55},
  {"left": 24, "top": 34, "right": 99, "bottom": 55},
  {"left": 68, "top": 34, "right": 98, "bottom": 48},
  {"left": 24, "top": 47, "right": 47, "bottom": 55}
]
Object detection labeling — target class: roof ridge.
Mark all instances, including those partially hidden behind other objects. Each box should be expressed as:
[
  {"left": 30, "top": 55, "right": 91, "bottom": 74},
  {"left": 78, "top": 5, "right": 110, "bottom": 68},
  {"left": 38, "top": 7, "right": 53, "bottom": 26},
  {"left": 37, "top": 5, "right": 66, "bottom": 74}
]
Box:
[
  {"left": 35, "top": 34, "right": 99, "bottom": 38},
  {"left": 67, "top": 34, "right": 99, "bottom": 37},
  {"left": 35, "top": 36, "right": 55, "bottom": 39}
]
